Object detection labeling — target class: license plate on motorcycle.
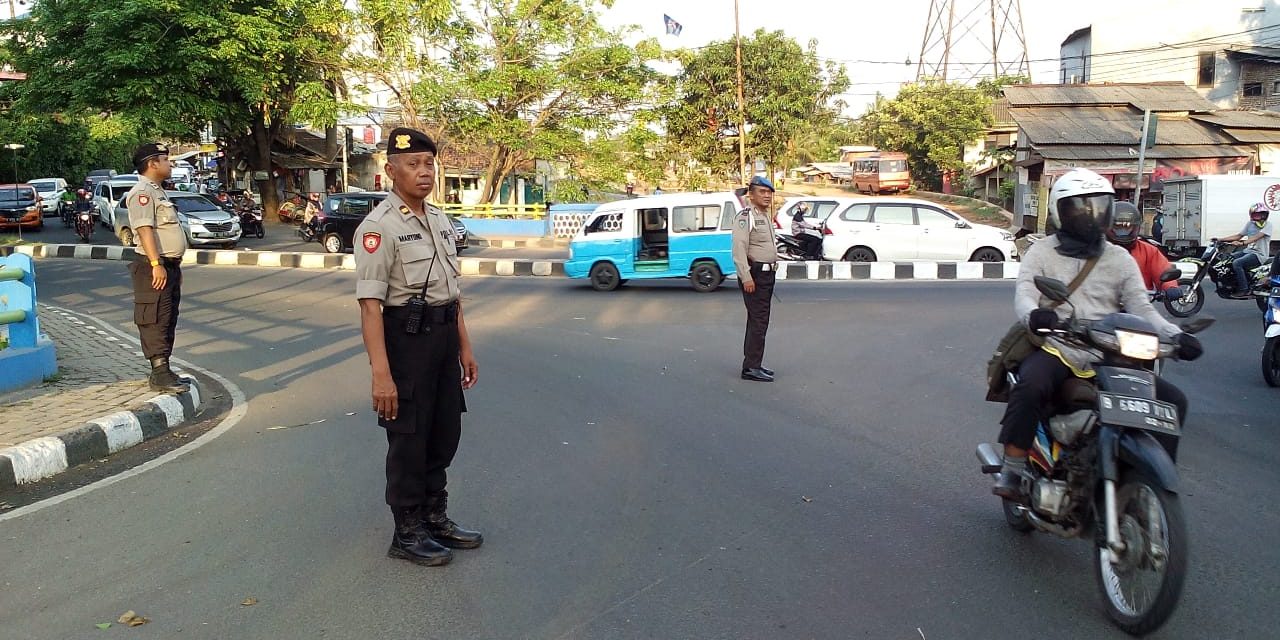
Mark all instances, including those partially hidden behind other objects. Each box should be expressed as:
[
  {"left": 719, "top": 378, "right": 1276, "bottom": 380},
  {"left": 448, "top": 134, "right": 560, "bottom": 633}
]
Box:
[{"left": 1097, "top": 392, "right": 1179, "bottom": 435}]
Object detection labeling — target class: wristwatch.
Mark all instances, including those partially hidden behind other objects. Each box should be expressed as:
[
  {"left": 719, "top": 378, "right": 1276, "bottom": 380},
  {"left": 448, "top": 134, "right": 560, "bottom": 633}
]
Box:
[{"left": 150, "top": 259, "right": 161, "bottom": 267}]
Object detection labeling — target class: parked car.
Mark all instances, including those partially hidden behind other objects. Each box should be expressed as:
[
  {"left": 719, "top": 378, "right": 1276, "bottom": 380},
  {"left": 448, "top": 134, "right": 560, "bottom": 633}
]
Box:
[
  {"left": 821, "top": 197, "right": 1016, "bottom": 262},
  {"left": 113, "top": 192, "right": 241, "bottom": 248},
  {"left": 94, "top": 178, "right": 139, "bottom": 228},
  {"left": 773, "top": 196, "right": 858, "bottom": 230},
  {"left": 312, "top": 192, "right": 468, "bottom": 253},
  {"left": 0, "top": 184, "right": 43, "bottom": 232},
  {"left": 28, "top": 178, "right": 68, "bottom": 214}
]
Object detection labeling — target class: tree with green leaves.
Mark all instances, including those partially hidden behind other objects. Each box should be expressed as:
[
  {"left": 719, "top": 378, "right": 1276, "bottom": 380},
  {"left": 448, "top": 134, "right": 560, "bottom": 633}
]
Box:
[
  {"left": 665, "top": 30, "right": 848, "bottom": 181},
  {"left": 9, "top": 0, "right": 349, "bottom": 214},
  {"left": 857, "top": 81, "right": 993, "bottom": 190},
  {"left": 426, "top": 0, "right": 662, "bottom": 204}
]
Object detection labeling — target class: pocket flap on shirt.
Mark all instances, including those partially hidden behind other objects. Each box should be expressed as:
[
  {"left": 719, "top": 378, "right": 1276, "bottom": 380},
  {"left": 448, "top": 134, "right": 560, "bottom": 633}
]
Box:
[{"left": 399, "top": 241, "right": 436, "bottom": 263}]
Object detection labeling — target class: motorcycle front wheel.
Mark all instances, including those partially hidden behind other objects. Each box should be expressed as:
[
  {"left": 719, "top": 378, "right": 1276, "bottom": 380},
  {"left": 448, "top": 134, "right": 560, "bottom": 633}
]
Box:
[
  {"left": 1094, "top": 471, "right": 1187, "bottom": 636},
  {"left": 1164, "top": 279, "right": 1203, "bottom": 317},
  {"left": 1263, "top": 336, "right": 1280, "bottom": 387}
]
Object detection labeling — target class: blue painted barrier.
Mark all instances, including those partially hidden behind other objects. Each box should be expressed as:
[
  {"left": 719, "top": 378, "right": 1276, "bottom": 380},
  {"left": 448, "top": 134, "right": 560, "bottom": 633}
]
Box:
[
  {"left": 0, "top": 253, "right": 57, "bottom": 393},
  {"left": 455, "top": 218, "right": 548, "bottom": 238}
]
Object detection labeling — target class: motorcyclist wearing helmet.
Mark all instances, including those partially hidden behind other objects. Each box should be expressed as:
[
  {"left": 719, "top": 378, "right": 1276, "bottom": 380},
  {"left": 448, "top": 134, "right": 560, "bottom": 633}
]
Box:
[
  {"left": 791, "top": 203, "right": 823, "bottom": 260},
  {"left": 992, "top": 169, "right": 1202, "bottom": 500},
  {"left": 1106, "top": 201, "right": 1178, "bottom": 292},
  {"left": 1217, "top": 202, "right": 1273, "bottom": 296}
]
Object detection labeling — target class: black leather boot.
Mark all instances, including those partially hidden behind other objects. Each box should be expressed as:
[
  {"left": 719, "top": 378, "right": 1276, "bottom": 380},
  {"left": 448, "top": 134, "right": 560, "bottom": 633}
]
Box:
[
  {"left": 388, "top": 507, "right": 453, "bottom": 566},
  {"left": 148, "top": 357, "right": 190, "bottom": 393},
  {"left": 422, "top": 493, "right": 483, "bottom": 549}
]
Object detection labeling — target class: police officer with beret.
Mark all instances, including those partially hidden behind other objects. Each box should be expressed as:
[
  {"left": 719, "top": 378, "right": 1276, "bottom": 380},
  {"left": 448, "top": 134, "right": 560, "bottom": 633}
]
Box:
[
  {"left": 125, "top": 142, "right": 190, "bottom": 393},
  {"left": 354, "top": 127, "right": 482, "bottom": 567},
  {"left": 732, "top": 176, "right": 780, "bottom": 382}
]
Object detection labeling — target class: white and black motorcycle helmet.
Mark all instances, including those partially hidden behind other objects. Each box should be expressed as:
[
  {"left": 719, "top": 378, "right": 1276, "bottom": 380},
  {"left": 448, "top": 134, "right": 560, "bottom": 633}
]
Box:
[{"left": 1048, "top": 168, "right": 1116, "bottom": 242}]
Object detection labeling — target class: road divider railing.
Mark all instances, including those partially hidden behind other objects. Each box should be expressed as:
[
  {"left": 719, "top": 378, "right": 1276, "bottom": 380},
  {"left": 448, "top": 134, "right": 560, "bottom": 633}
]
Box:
[
  {"left": 2, "top": 242, "right": 1031, "bottom": 282},
  {"left": 0, "top": 253, "right": 58, "bottom": 393}
]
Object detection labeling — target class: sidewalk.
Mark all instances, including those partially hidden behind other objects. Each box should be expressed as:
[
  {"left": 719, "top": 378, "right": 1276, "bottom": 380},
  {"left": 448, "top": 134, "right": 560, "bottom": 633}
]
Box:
[{"left": 0, "top": 307, "right": 205, "bottom": 489}]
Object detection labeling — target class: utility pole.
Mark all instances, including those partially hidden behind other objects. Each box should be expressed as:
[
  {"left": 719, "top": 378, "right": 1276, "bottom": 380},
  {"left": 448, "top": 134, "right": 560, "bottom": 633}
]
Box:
[
  {"left": 917, "top": 0, "right": 1029, "bottom": 84},
  {"left": 734, "top": 0, "right": 749, "bottom": 184}
]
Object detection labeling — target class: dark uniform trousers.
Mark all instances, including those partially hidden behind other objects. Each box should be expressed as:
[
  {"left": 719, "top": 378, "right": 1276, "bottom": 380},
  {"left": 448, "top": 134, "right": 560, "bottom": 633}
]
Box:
[
  {"left": 129, "top": 257, "right": 182, "bottom": 359},
  {"left": 379, "top": 303, "right": 466, "bottom": 507},
  {"left": 739, "top": 261, "right": 776, "bottom": 371}
]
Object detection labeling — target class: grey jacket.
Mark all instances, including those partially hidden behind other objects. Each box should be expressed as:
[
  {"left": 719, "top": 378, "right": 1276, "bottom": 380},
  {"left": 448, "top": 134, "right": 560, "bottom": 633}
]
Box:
[{"left": 1015, "top": 235, "right": 1180, "bottom": 373}]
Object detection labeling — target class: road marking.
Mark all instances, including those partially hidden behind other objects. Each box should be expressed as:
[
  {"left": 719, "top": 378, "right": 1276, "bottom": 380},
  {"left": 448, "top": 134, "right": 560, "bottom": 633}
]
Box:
[{"left": 0, "top": 306, "right": 248, "bottom": 523}]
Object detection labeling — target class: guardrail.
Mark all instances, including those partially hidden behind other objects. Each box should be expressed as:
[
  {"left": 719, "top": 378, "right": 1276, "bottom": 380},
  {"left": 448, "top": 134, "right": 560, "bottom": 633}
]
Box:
[{"left": 0, "top": 253, "right": 57, "bottom": 393}]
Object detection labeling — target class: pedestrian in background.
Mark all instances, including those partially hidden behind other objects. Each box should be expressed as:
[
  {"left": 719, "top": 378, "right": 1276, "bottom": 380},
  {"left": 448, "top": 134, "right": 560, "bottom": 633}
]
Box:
[
  {"left": 354, "top": 127, "right": 483, "bottom": 567},
  {"left": 732, "top": 176, "right": 780, "bottom": 382},
  {"left": 124, "top": 142, "right": 190, "bottom": 393}
]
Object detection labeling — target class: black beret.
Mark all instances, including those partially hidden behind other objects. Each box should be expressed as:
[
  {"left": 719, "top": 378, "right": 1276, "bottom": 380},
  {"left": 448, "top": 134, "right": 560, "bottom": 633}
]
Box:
[
  {"left": 133, "top": 142, "right": 169, "bottom": 168},
  {"left": 386, "top": 127, "right": 437, "bottom": 156}
]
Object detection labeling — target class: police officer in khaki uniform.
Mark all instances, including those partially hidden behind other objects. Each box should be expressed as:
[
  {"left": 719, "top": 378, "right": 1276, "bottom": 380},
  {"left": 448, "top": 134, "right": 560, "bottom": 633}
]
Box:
[
  {"left": 354, "top": 127, "right": 482, "bottom": 567},
  {"left": 126, "top": 142, "right": 190, "bottom": 393},
  {"left": 732, "top": 176, "right": 780, "bottom": 382}
]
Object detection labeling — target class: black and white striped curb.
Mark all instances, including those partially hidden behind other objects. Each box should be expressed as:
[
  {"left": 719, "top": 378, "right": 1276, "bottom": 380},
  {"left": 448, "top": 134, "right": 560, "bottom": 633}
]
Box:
[
  {"left": 0, "top": 377, "right": 203, "bottom": 490},
  {"left": 772, "top": 261, "right": 1020, "bottom": 280},
  {"left": 0, "top": 243, "right": 568, "bottom": 276}
]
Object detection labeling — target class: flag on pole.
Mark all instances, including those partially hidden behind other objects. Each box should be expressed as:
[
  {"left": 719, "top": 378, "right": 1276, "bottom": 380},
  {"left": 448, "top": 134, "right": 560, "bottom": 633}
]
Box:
[{"left": 664, "top": 14, "right": 683, "bottom": 36}]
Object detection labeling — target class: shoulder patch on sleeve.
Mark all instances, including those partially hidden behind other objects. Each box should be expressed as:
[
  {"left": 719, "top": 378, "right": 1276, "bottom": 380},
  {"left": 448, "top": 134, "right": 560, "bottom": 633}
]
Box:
[
  {"left": 362, "top": 231, "right": 382, "bottom": 253},
  {"left": 137, "top": 193, "right": 150, "bottom": 206}
]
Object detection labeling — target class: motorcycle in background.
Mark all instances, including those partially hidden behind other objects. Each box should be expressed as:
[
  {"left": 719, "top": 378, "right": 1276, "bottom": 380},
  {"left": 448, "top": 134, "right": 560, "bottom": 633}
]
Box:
[
  {"left": 1164, "top": 240, "right": 1270, "bottom": 317},
  {"left": 74, "top": 210, "right": 93, "bottom": 243},
  {"left": 1262, "top": 262, "right": 1280, "bottom": 387},
  {"left": 235, "top": 197, "right": 265, "bottom": 239}
]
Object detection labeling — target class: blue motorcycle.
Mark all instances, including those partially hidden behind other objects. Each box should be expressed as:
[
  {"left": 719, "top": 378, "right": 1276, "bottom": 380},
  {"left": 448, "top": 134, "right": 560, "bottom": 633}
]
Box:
[{"left": 1263, "top": 261, "right": 1280, "bottom": 387}]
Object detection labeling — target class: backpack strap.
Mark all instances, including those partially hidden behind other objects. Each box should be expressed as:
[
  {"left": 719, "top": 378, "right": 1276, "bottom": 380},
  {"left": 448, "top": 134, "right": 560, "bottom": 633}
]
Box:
[{"left": 1051, "top": 255, "right": 1099, "bottom": 308}]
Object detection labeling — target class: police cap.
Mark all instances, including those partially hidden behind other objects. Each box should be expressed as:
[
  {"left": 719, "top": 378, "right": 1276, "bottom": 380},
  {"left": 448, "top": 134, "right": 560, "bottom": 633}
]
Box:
[
  {"left": 386, "top": 127, "right": 438, "bottom": 156},
  {"left": 748, "top": 175, "right": 775, "bottom": 192},
  {"left": 133, "top": 142, "right": 170, "bottom": 168}
]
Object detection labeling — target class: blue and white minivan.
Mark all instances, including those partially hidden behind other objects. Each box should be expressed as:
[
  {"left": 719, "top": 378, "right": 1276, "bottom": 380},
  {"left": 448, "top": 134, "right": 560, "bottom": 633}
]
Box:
[{"left": 566, "top": 191, "right": 742, "bottom": 292}]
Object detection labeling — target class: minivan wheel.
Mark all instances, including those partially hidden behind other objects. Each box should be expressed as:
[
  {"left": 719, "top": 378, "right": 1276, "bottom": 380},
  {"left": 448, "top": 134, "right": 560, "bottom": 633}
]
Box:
[
  {"left": 970, "top": 248, "right": 1005, "bottom": 262},
  {"left": 589, "top": 262, "right": 621, "bottom": 291},
  {"left": 843, "top": 246, "right": 877, "bottom": 262},
  {"left": 690, "top": 262, "right": 722, "bottom": 292},
  {"left": 323, "top": 233, "right": 345, "bottom": 254}
]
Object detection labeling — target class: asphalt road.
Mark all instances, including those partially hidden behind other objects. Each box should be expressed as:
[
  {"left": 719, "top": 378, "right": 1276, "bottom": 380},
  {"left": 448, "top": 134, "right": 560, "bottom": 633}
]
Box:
[
  {"left": 1, "top": 261, "right": 1276, "bottom": 639},
  {"left": 22, "top": 215, "right": 568, "bottom": 260}
]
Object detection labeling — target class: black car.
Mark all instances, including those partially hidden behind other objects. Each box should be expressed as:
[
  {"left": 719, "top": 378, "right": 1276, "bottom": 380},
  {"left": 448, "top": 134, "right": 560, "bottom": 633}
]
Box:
[{"left": 313, "top": 192, "right": 468, "bottom": 254}]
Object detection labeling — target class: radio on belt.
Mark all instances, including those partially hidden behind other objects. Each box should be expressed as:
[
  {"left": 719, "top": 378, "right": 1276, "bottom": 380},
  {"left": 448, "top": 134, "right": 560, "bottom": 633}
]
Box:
[{"left": 404, "top": 295, "right": 428, "bottom": 334}]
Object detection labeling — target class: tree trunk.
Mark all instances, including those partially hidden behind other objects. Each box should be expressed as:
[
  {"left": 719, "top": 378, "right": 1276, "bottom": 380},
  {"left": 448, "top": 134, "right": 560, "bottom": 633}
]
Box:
[
  {"left": 248, "top": 112, "right": 282, "bottom": 220},
  {"left": 479, "top": 145, "right": 511, "bottom": 204},
  {"left": 324, "top": 126, "right": 338, "bottom": 161}
]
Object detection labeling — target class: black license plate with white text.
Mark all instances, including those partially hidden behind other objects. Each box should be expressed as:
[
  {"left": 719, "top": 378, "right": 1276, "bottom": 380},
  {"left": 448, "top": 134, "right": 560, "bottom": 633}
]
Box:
[{"left": 1098, "top": 392, "right": 1179, "bottom": 435}]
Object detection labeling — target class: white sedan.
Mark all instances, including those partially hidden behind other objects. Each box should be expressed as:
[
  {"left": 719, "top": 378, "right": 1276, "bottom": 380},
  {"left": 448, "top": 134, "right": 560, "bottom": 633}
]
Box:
[{"left": 822, "top": 198, "right": 1016, "bottom": 262}]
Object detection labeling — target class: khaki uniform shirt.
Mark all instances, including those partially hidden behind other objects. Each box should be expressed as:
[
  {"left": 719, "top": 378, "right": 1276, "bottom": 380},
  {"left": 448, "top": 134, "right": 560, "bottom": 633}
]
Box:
[
  {"left": 126, "top": 178, "right": 188, "bottom": 258},
  {"left": 731, "top": 206, "right": 779, "bottom": 284},
  {"left": 354, "top": 192, "right": 461, "bottom": 307}
]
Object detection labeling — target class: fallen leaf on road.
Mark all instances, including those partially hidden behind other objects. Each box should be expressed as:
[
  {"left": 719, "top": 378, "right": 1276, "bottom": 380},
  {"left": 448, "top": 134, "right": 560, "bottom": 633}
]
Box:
[
  {"left": 801, "top": 496, "right": 813, "bottom": 503},
  {"left": 117, "top": 611, "right": 149, "bottom": 627},
  {"left": 95, "top": 623, "right": 111, "bottom": 630},
  {"left": 345, "top": 412, "right": 356, "bottom": 416},
  {"left": 241, "top": 597, "right": 258, "bottom": 607}
]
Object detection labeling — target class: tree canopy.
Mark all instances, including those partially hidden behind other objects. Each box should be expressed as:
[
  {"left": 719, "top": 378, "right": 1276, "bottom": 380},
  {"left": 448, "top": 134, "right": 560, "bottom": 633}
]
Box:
[
  {"left": 665, "top": 30, "right": 848, "bottom": 180},
  {"left": 857, "top": 81, "right": 993, "bottom": 190}
]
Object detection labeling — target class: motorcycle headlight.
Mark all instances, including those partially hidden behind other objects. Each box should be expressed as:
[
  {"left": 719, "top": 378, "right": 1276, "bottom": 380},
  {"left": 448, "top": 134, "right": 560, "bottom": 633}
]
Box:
[{"left": 1115, "top": 329, "right": 1160, "bottom": 360}]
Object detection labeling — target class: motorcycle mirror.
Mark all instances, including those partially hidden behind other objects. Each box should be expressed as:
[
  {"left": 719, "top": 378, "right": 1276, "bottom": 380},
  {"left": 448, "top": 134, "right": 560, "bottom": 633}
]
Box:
[
  {"left": 1180, "top": 316, "right": 1215, "bottom": 334},
  {"left": 1159, "top": 267, "right": 1182, "bottom": 282},
  {"left": 1034, "top": 276, "right": 1072, "bottom": 303}
]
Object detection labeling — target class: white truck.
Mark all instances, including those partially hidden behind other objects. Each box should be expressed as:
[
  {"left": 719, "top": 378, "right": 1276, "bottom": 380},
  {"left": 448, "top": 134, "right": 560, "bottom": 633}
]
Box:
[{"left": 1162, "top": 175, "right": 1280, "bottom": 257}]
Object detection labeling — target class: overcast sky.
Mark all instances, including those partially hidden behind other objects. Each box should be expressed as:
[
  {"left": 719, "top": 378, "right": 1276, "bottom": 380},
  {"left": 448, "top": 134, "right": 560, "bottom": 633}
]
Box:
[{"left": 599, "top": 0, "right": 1119, "bottom": 114}]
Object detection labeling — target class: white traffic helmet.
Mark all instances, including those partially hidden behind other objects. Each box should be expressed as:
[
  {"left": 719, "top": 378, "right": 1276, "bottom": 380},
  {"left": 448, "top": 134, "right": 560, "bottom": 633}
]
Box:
[{"left": 1048, "top": 168, "right": 1115, "bottom": 241}]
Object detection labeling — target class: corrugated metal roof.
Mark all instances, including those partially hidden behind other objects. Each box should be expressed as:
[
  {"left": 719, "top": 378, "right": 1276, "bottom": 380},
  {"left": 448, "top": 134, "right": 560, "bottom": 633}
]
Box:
[
  {"left": 1033, "top": 144, "right": 1252, "bottom": 161},
  {"left": 1190, "top": 111, "right": 1280, "bottom": 129},
  {"left": 1222, "top": 128, "right": 1280, "bottom": 143},
  {"left": 1010, "top": 107, "right": 1232, "bottom": 146},
  {"left": 1004, "top": 83, "right": 1213, "bottom": 112}
]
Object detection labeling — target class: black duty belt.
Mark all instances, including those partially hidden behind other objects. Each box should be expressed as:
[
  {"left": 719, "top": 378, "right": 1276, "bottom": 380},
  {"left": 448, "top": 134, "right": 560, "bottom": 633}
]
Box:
[
  {"left": 384, "top": 301, "right": 459, "bottom": 325},
  {"left": 135, "top": 255, "right": 182, "bottom": 265}
]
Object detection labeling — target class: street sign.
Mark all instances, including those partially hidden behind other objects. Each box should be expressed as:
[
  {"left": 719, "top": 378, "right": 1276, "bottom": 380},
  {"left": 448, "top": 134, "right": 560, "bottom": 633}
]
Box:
[{"left": 1144, "top": 112, "right": 1158, "bottom": 149}]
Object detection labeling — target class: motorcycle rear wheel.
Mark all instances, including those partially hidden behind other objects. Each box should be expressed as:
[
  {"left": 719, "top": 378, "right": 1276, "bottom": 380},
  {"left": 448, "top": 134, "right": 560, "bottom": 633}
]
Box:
[
  {"left": 1163, "top": 279, "right": 1203, "bottom": 317},
  {"left": 1094, "top": 471, "right": 1187, "bottom": 636},
  {"left": 1001, "top": 498, "right": 1032, "bottom": 532},
  {"left": 1263, "top": 336, "right": 1280, "bottom": 387}
]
